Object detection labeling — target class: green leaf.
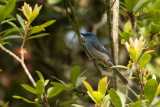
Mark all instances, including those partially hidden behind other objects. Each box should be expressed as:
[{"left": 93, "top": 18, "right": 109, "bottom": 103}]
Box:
[
  {"left": 98, "top": 77, "right": 107, "bottom": 97},
  {"left": 60, "top": 98, "right": 79, "bottom": 106},
  {"left": 36, "top": 70, "right": 44, "bottom": 82},
  {"left": 144, "top": 50, "right": 155, "bottom": 55},
  {"left": 0, "top": 0, "right": 16, "bottom": 22},
  {"left": 129, "top": 46, "right": 136, "bottom": 62},
  {"left": 6, "top": 21, "right": 20, "bottom": 32},
  {"left": 110, "top": 65, "right": 129, "bottom": 69},
  {"left": 70, "top": 65, "right": 80, "bottom": 86},
  {"left": 102, "top": 95, "right": 110, "bottom": 107},
  {"left": 16, "top": 14, "right": 25, "bottom": 30},
  {"left": 136, "top": 20, "right": 148, "bottom": 29},
  {"left": 44, "top": 79, "right": 49, "bottom": 86},
  {"left": 35, "top": 80, "right": 44, "bottom": 94},
  {"left": 139, "top": 54, "right": 151, "bottom": 70},
  {"left": 26, "top": 33, "right": 49, "bottom": 40},
  {"left": 90, "top": 91, "right": 102, "bottom": 105},
  {"left": 52, "top": 76, "right": 69, "bottom": 87},
  {"left": 83, "top": 81, "right": 93, "bottom": 94},
  {"left": 151, "top": 24, "right": 160, "bottom": 34},
  {"left": 121, "top": 32, "right": 132, "bottom": 42},
  {"left": 3, "top": 35, "right": 22, "bottom": 40},
  {"left": 124, "top": 20, "right": 132, "bottom": 32},
  {"left": 51, "top": 82, "right": 69, "bottom": 90},
  {"left": 13, "top": 95, "right": 35, "bottom": 103},
  {"left": 123, "top": 85, "right": 138, "bottom": 98},
  {"left": 21, "top": 84, "right": 37, "bottom": 94},
  {"left": 75, "top": 76, "right": 86, "bottom": 88},
  {"left": 133, "top": 0, "right": 153, "bottom": 14},
  {"left": 30, "top": 11, "right": 39, "bottom": 24},
  {"left": 144, "top": 79, "right": 158, "bottom": 106},
  {"left": 117, "top": 91, "right": 126, "bottom": 107},
  {"left": 130, "top": 100, "right": 143, "bottom": 107},
  {"left": 47, "top": 86, "right": 63, "bottom": 99},
  {"left": 109, "top": 88, "right": 122, "bottom": 107},
  {"left": 149, "top": 40, "right": 158, "bottom": 48},
  {"left": 40, "top": 20, "right": 56, "bottom": 28},
  {"left": 72, "top": 104, "right": 84, "bottom": 107},
  {"left": 124, "top": 0, "right": 139, "bottom": 13}
]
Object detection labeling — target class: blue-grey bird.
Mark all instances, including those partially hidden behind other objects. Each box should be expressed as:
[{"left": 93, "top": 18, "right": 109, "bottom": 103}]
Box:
[{"left": 80, "top": 32, "right": 128, "bottom": 84}]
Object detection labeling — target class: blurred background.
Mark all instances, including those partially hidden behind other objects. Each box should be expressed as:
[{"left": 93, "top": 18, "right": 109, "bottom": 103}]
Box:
[{"left": 0, "top": 0, "right": 160, "bottom": 107}]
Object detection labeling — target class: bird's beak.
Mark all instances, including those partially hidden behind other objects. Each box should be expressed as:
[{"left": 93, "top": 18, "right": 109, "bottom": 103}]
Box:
[{"left": 80, "top": 33, "right": 86, "bottom": 36}]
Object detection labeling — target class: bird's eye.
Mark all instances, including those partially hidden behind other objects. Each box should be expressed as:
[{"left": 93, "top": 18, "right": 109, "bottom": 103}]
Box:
[{"left": 86, "top": 34, "right": 91, "bottom": 36}]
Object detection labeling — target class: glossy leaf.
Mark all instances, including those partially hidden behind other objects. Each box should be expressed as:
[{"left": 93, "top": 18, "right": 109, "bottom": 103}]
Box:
[
  {"left": 35, "top": 80, "right": 44, "bottom": 94},
  {"left": 75, "top": 76, "right": 86, "bottom": 88},
  {"left": 21, "top": 84, "right": 37, "bottom": 94},
  {"left": 13, "top": 95, "right": 35, "bottom": 103},
  {"left": 26, "top": 33, "right": 49, "bottom": 40},
  {"left": 144, "top": 79, "right": 158, "bottom": 106},
  {"left": 36, "top": 70, "right": 44, "bottom": 82},
  {"left": 98, "top": 77, "right": 107, "bottom": 97},
  {"left": 70, "top": 65, "right": 80, "bottom": 86},
  {"left": 139, "top": 54, "right": 151, "bottom": 70},
  {"left": 109, "top": 88, "right": 122, "bottom": 107},
  {"left": 16, "top": 14, "right": 25, "bottom": 30},
  {"left": 83, "top": 81, "right": 93, "bottom": 94}
]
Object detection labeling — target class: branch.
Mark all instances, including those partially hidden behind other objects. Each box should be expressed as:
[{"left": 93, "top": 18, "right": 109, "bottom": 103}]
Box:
[{"left": 64, "top": 0, "right": 102, "bottom": 73}]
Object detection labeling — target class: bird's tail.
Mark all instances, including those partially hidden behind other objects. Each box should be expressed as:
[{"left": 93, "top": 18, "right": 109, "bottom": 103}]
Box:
[{"left": 110, "top": 61, "right": 128, "bottom": 84}]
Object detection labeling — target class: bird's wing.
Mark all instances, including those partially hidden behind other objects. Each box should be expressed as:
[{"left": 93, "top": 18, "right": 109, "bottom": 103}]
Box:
[{"left": 91, "top": 41, "right": 115, "bottom": 65}]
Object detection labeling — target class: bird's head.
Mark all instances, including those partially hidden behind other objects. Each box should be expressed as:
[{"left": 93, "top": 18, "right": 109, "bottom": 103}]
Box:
[{"left": 80, "top": 32, "right": 98, "bottom": 41}]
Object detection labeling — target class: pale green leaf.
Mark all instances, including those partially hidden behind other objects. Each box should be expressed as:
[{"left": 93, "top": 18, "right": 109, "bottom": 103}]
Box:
[
  {"left": 60, "top": 98, "right": 79, "bottom": 106},
  {"left": 3, "top": 35, "right": 22, "bottom": 40},
  {"left": 102, "top": 95, "right": 110, "bottom": 107},
  {"left": 72, "top": 104, "right": 84, "bottom": 107},
  {"left": 129, "top": 46, "right": 136, "bottom": 62},
  {"left": 110, "top": 65, "right": 129, "bottom": 69},
  {"left": 16, "top": 14, "right": 25, "bottom": 30},
  {"left": 47, "top": 87, "right": 63, "bottom": 99},
  {"left": 75, "top": 77, "right": 86, "bottom": 88},
  {"left": 131, "top": 100, "right": 143, "bottom": 107}
]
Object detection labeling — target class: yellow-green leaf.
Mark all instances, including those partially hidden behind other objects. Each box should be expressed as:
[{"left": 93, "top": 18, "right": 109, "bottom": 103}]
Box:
[
  {"left": 139, "top": 54, "right": 151, "bottom": 70},
  {"left": 90, "top": 91, "right": 102, "bottom": 105},
  {"left": 98, "top": 77, "right": 107, "bottom": 97},
  {"left": 144, "top": 50, "right": 155, "bottom": 55},
  {"left": 124, "top": 20, "right": 132, "bottom": 32},
  {"left": 129, "top": 46, "right": 136, "bottom": 62},
  {"left": 83, "top": 81, "right": 93, "bottom": 94}
]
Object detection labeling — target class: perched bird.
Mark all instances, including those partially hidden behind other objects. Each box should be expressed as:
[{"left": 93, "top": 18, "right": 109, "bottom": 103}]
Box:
[{"left": 80, "top": 32, "right": 128, "bottom": 84}]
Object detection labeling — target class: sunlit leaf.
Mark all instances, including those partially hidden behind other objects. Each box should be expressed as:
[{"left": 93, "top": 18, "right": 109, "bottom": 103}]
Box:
[
  {"left": 3, "top": 35, "right": 22, "bottom": 40},
  {"left": 144, "top": 50, "right": 155, "bottom": 55},
  {"left": 130, "top": 100, "right": 143, "bottom": 107},
  {"left": 110, "top": 65, "right": 129, "bottom": 69},
  {"left": 83, "top": 81, "right": 93, "bottom": 94},
  {"left": 47, "top": 87, "right": 63, "bottom": 99},
  {"left": 75, "top": 76, "right": 86, "bottom": 88},
  {"left": 90, "top": 91, "right": 102, "bottom": 105},
  {"left": 102, "top": 95, "right": 110, "bottom": 107},
  {"left": 98, "top": 77, "right": 107, "bottom": 97},
  {"left": 129, "top": 46, "right": 136, "bottom": 62}
]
